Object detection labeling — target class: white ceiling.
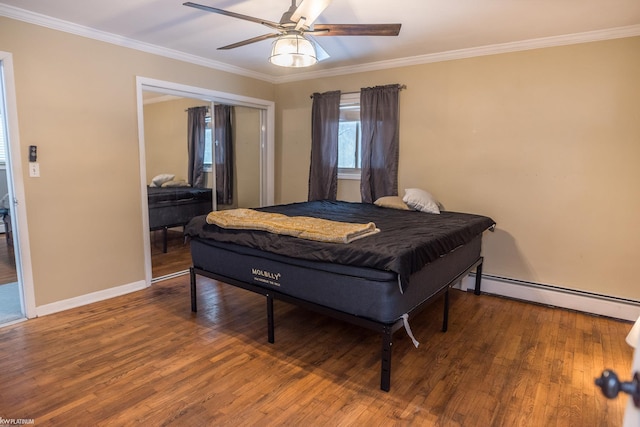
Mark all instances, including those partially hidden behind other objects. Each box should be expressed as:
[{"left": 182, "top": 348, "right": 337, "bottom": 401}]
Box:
[{"left": 1, "top": 0, "right": 640, "bottom": 83}]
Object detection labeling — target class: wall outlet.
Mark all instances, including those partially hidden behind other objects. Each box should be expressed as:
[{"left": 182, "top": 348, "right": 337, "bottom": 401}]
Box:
[{"left": 29, "top": 162, "right": 40, "bottom": 177}]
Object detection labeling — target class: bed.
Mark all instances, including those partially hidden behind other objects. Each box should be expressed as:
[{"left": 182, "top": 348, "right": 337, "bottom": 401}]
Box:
[
  {"left": 185, "top": 200, "right": 495, "bottom": 391},
  {"left": 147, "top": 186, "right": 212, "bottom": 252}
]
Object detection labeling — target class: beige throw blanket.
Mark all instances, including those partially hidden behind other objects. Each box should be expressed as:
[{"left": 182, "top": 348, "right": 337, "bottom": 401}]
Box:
[{"left": 206, "top": 208, "right": 380, "bottom": 244}]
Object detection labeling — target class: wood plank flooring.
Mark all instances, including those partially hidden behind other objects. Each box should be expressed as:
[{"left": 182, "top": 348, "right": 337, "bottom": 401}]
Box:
[
  {"left": 0, "top": 232, "right": 17, "bottom": 283},
  {"left": 0, "top": 277, "right": 632, "bottom": 425},
  {"left": 150, "top": 228, "right": 191, "bottom": 279}
]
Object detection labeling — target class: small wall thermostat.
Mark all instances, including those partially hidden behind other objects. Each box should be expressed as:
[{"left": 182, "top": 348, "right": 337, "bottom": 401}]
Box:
[{"left": 29, "top": 145, "right": 37, "bottom": 162}]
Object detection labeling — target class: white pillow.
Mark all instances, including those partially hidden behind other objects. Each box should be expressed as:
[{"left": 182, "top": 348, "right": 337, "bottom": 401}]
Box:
[
  {"left": 403, "top": 188, "right": 440, "bottom": 214},
  {"left": 150, "top": 173, "right": 175, "bottom": 187}
]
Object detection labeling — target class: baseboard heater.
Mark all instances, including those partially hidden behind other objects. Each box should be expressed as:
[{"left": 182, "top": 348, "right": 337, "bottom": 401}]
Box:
[{"left": 462, "top": 273, "right": 640, "bottom": 322}]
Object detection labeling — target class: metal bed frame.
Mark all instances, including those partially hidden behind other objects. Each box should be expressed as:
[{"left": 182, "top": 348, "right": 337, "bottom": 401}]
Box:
[{"left": 190, "top": 257, "right": 484, "bottom": 392}]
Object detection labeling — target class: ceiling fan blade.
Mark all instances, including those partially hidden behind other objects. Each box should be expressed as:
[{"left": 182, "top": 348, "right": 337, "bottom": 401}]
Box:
[
  {"left": 183, "top": 2, "right": 282, "bottom": 31},
  {"left": 310, "top": 23, "right": 402, "bottom": 37},
  {"left": 316, "top": 47, "right": 330, "bottom": 62},
  {"left": 307, "top": 36, "right": 330, "bottom": 61},
  {"left": 217, "top": 33, "right": 281, "bottom": 50},
  {"left": 291, "top": 0, "right": 332, "bottom": 27}
]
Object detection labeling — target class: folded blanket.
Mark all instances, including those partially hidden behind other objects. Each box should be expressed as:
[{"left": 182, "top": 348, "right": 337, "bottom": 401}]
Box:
[{"left": 206, "top": 208, "right": 379, "bottom": 244}]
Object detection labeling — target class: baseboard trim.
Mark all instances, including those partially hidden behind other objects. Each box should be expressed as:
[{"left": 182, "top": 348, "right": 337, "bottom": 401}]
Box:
[
  {"left": 459, "top": 274, "right": 640, "bottom": 322},
  {"left": 36, "top": 280, "right": 147, "bottom": 317},
  {"left": 32, "top": 274, "right": 640, "bottom": 321},
  {"left": 151, "top": 269, "right": 189, "bottom": 284}
]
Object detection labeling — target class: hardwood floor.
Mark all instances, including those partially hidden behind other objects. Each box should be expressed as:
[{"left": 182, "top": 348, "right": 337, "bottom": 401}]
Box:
[
  {"left": 0, "top": 231, "right": 17, "bottom": 283},
  {"left": 150, "top": 228, "right": 192, "bottom": 279},
  {"left": 0, "top": 276, "right": 632, "bottom": 425}
]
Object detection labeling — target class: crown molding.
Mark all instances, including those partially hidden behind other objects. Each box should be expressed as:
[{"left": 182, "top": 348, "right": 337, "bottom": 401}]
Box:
[
  {"left": 273, "top": 24, "right": 640, "bottom": 83},
  {"left": 0, "top": 3, "right": 276, "bottom": 83},
  {"left": 2, "top": 4, "right": 639, "bottom": 85}
]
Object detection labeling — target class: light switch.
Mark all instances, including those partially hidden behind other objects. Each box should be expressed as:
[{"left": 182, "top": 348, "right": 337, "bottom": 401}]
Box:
[
  {"left": 29, "top": 145, "right": 37, "bottom": 162},
  {"left": 29, "top": 162, "right": 40, "bottom": 177}
]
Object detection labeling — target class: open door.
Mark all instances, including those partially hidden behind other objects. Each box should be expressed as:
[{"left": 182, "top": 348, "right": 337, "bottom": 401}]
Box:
[
  {"left": 623, "top": 320, "right": 640, "bottom": 425},
  {"left": 595, "top": 318, "right": 640, "bottom": 426}
]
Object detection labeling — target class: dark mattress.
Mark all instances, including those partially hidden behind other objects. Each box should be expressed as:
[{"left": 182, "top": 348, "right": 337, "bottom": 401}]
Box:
[
  {"left": 184, "top": 200, "right": 495, "bottom": 291},
  {"left": 186, "top": 201, "right": 494, "bottom": 323},
  {"left": 147, "top": 186, "right": 212, "bottom": 205},
  {"left": 190, "top": 234, "right": 483, "bottom": 323},
  {"left": 147, "top": 186, "right": 212, "bottom": 230}
]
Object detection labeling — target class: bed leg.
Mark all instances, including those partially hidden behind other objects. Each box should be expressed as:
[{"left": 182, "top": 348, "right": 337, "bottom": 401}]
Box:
[
  {"left": 190, "top": 267, "right": 197, "bottom": 312},
  {"left": 162, "top": 227, "right": 168, "bottom": 253},
  {"left": 267, "top": 294, "right": 275, "bottom": 344},
  {"left": 474, "top": 261, "right": 483, "bottom": 295},
  {"left": 442, "top": 289, "right": 449, "bottom": 332},
  {"left": 381, "top": 326, "right": 392, "bottom": 392}
]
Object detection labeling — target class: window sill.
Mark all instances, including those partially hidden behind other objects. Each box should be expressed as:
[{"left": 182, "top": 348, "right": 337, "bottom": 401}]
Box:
[{"left": 338, "top": 171, "right": 361, "bottom": 180}]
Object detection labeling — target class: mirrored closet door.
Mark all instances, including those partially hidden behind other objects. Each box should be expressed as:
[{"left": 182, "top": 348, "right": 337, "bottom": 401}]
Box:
[{"left": 138, "top": 81, "right": 273, "bottom": 283}]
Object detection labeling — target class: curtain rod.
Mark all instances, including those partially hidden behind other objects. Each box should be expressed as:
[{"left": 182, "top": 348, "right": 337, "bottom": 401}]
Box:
[
  {"left": 184, "top": 105, "right": 211, "bottom": 112},
  {"left": 310, "top": 84, "right": 406, "bottom": 99}
]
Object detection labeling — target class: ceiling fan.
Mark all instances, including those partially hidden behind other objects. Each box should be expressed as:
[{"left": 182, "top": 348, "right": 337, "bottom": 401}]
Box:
[{"left": 183, "top": 0, "right": 401, "bottom": 67}]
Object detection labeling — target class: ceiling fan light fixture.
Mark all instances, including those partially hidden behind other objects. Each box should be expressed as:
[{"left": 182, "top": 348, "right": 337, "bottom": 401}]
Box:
[{"left": 269, "top": 33, "right": 317, "bottom": 67}]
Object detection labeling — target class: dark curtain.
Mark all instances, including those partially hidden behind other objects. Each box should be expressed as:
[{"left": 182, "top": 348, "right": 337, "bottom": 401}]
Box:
[
  {"left": 214, "top": 105, "right": 234, "bottom": 205},
  {"left": 359, "top": 84, "right": 401, "bottom": 203},
  {"left": 308, "top": 90, "right": 341, "bottom": 201},
  {"left": 187, "top": 106, "right": 208, "bottom": 188}
]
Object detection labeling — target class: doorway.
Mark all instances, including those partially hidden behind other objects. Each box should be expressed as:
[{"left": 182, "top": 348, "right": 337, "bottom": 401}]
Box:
[
  {"left": 136, "top": 77, "right": 275, "bottom": 286},
  {"left": 0, "top": 51, "right": 36, "bottom": 325}
]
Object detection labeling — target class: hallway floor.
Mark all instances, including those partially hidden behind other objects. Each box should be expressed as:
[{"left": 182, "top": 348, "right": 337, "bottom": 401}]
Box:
[{"left": 0, "top": 231, "right": 22, "bottom": 325}]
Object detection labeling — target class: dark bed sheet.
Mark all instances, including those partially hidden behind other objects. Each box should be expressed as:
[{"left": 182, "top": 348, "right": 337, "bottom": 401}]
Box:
[{"left": 185, "top": 200, "right": 494, "bottom": 291}]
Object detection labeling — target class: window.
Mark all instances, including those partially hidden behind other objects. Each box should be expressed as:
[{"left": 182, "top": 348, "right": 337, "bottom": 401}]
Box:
[{"left": 338, "top": 93, "right": 361, "bottom": 179}]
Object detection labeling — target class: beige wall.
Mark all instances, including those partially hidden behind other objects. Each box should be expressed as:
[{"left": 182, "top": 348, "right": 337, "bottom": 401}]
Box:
[
  {"left": 275, "top": 37, "right": 640, "bottom": 300},
  {"left": 233, "top": 106, "right": 262, "bottom": 208},
  {"left": 0, "top": 17, "right": 274, "bottom": 306}
]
